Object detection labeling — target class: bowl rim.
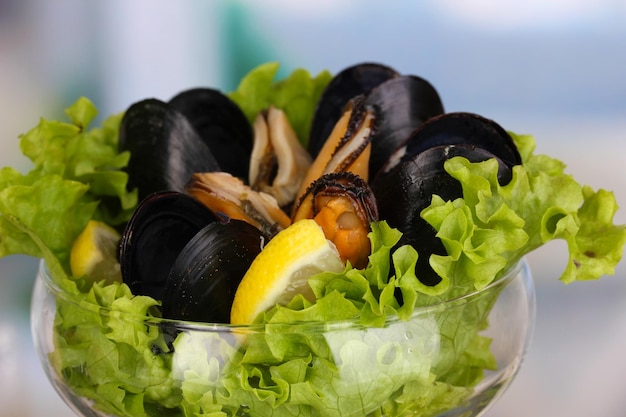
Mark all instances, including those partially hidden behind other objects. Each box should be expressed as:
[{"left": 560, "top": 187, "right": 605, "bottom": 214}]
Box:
[{"left": 36, "top": 258, "right": 529, "bottom": 332}]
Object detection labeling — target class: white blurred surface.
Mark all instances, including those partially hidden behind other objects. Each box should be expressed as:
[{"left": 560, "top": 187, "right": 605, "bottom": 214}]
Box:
[{"left": 1, "top": 1, "right": 625, "bottom": 416}]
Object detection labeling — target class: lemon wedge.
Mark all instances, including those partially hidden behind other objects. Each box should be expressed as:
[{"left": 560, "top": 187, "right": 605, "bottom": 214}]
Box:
[
  {"left": 70, "top": 220, "right": 122, "bottom": 283},
  {"left": 230, "top": 219, "right": 345, "bottom": 324}
]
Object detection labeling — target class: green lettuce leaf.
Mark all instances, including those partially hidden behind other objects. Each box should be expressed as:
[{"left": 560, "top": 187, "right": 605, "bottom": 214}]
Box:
[
  {"left": 217, "top": 221, "right": 498, "bottom": 417},
  {"left": 50, "top": 278, "right": 180, "bottom": 417},
  {"left": 4, "top": 66, "right": 624, "bottom": 417},
  {"left": 0, "top": 176, "right": 95, "bottom": 278},
  {"left": 228, "top": 62, "right": 332, "bottom": 145},
  {"left": 0, "top": 97, "right": 137, "bottom": 276},
  {"left": 43, "top": 219, "right": 499, "bottom": 417},
  {"left": 422, "top": 133, "right": 626, "bottom": 287}
]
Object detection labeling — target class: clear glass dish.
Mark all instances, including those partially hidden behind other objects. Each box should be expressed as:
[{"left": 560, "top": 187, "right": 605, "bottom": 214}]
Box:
[{"left": 31, "top": 258, "right": 535, "bottom": 417}]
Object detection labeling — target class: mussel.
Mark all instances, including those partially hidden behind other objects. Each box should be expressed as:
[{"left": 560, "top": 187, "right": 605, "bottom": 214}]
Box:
[
  {"left": 294, "top": 95, "right": 378, "bottom": 208},
  {"left": 293, "top": 172, "right": 378, "bottom": 268},
  {"left": 119, "top": 191, "right": 218, "bottom": 301},
  {"left": 119, "top": 89, "right": 253, "bottom": 200},
  {"left": 372, "top": 112, "right": 520, "bottom": 286},
  {"left": 119, "top": 191, "right": 264, "bottom": 323},
  {"left": 249, "top": 106, "right": 312, "bottom": 208},
  {"left": 186, "top": 171, "right": 291, "bottom": 239},
  {"left": 308, "top": 63, "right": 445, "bottom": 179},
  {"left": 115, "top": 61, "right": 525, "bottom": 324},
  {"left": 162, "top": 219, "right": 264, "bottom": 323},
  {"left": 169, "top": 88, "right": 254, "bottom": 180},
  {"left": 289, "top": 95, "right": 380, "bottom": 267},
  {"left": 119, "top": 99, "right": 221, "bottom": 200},
  {"left": 308, "top": 62, "right": 398, "bottom": 158},
  {"left": 365, "top": 75, "right": 444, "bottom": 177},
  {"left": 385, "top": 111, "right": 521, "bottom": 174}
]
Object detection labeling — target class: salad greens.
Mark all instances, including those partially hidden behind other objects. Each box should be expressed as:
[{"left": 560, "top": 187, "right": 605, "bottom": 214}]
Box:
[
  {"left": 0, "top": 98, "right": 136, "bottom": 279},
  {"left": 49, "top": 222, "right": 498, "bottom": 417},
  {"left": 1, "top": 63, "right": 625, "bottom": 417},
  {"left": 425, "top": 132, "right": 626, "bottom": 287},
  {"left": 228, "top": 62, "right": 332, "bottom": 146}
]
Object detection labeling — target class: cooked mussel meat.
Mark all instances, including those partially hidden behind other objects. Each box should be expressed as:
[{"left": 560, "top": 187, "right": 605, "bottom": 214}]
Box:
[
  {"left": 248, "top": 106, "right": 312, "bottom": 208},
  {"left": 308, "top": 62, "right": 398, "bottom": 158},
  {"left": 186, "top": 171, "right": 291, "bottom": 238},
  {"left": 294, "top": 95, "right": 378, "bottom": 211},
  {"left": 293, "top": 171, "right": 378, "bottom": 269}
]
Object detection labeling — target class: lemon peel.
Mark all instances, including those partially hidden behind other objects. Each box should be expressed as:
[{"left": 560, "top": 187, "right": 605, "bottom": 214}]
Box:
[{"left": 230, "top": 219, "right": 344, "bottom": 324}]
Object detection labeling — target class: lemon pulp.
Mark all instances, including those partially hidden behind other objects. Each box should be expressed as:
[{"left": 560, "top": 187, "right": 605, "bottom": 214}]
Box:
[
  {"left": 70, "top": 220, "right": 122, "bottom": 283},
  {"left": 230, "top": 219, "right": 345, "bottom": 324}
]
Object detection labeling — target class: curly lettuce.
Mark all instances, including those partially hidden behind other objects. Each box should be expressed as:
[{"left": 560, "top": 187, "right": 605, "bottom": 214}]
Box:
[
  {"left": 0, "top": 98, "right": 137, "bottom": 277},
  {"left": 2, "top": 64, "right": 625, "bottom": 417},
  {"left": 423, "top": 132, "right": 626, "bottom": 287},
  {"left": 228, "top": 62, "right": 332, "bottom": 145}
]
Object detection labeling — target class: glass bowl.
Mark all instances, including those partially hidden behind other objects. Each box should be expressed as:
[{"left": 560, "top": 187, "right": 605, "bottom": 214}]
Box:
[{"left": 31, "top": 259, "right": 535, "bottom": 417}]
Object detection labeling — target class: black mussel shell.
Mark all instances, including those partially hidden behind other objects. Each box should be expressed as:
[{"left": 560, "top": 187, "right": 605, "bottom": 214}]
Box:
[
  {"left": 169, "top": 88, "right": 253, "bottom": 180},
  {"left": 365, "top": 75, "right": 445, "bottom": 177},
  {"left": 162, "top": 219, "right": 264, "bottom": 323},
  {"left": 372, "top": 144, "right": 513, "bottom": 287},
  {"left": 381, "top": 112, "right": 521, "bottom": 177},
  {"left": 308, "top": 62, "right": 399, "bottom": 158},
  {"left": 119, "top": 191, "right": 218, "bottom": 301},
  {"left": 119, "top": 99, "right": 221, "bottom": 200}
]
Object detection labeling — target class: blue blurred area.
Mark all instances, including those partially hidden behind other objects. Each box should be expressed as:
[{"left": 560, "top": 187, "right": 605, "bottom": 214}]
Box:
[
  {"left": 0, "top": 1, "right": 625, "bottom": 416},
  {"left": 247, "top": 2, "right": 626, "bottom": 122},
  {"left": 4, "top": 0, "right": 626, "bottom": 121}
]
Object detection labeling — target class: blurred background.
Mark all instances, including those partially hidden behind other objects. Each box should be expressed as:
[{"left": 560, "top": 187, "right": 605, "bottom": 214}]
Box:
[{"left": 1, "top": 0, "right": 625, "bottom": 416}]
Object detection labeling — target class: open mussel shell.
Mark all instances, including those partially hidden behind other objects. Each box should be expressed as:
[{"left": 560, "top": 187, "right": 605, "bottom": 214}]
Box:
[
  {"left": 308, "top": 62, "right": 399, "bottom": 158},
  {"left": 119, "top": 191, "right": 218, "bottom": 301},
  {"left": 169, "top": 88, "right": 253, "bottom": 180},
  {"left": 372, "top": 144, "right": 513, "bottom": 286},
  {"left": 381, "top": 112, "right": 521, "bottom": 176},
  {"left": 119, "top": 99, "right": 221, "bottom": 200},
  {"left": 365, "top": 75, "right": 444, "bottom": 177},
  {"left": 162, "top": 219, "right": 264, "bottom": 323}
]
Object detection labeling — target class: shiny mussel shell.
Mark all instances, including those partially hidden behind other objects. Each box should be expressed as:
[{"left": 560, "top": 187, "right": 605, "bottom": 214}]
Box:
[
  {"left": 308, "top": 62, "right": 399, "bottom": 158},
  {"left": 381, "top": 112, "right": 521, "bottom": 176},
  {"left": 119, "top": 191, "right": 218, "bottom": 301},
  {"left": 372, "top": 144, "right": 514, "bottom": 286},
  {"left": 119, "top": 99, "right": 221, "bottom": 200},
  {"left": 162, "top": 219, "right": 264, "bottom": 323},
  {"left": 169, "top": 88, "right": 253, "bottom": 180},
  {"left": 365, "top": 75, "right": 444, "bottom": 177}
]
